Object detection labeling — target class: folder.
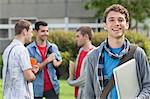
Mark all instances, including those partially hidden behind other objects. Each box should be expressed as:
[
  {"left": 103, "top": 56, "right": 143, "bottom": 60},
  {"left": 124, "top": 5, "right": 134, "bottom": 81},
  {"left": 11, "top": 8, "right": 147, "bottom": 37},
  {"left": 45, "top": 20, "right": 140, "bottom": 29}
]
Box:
[{"left": 113, "top": 59, "right": 140, "bottom": 99}]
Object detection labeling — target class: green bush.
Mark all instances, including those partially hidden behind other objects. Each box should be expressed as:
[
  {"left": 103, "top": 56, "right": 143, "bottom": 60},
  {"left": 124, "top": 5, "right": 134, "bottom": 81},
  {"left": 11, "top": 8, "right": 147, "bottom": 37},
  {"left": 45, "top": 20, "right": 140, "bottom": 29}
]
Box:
[
  {"left": 91, "top": 30, "right": 150, "bottom": 63},
  {"left": 0, "top": 30, "right": 150, "bottom": 79},
  {"left": 48, "top": 30, "right": 150, "bottom": 79},
  {"left": 125, "top": 30, "right": 150, "bottom": 62},
  {"left": 92, "top": 31, "right": 107, "bottom": 46},
  {"left": 48, "top": 30, "right": 78, "bottom": 58},
  {"left": 59, "top": 51, "right": 71, "bottom": 79},
  {"left": 0, "top": 54, "right": 2, "bottom": 66}
]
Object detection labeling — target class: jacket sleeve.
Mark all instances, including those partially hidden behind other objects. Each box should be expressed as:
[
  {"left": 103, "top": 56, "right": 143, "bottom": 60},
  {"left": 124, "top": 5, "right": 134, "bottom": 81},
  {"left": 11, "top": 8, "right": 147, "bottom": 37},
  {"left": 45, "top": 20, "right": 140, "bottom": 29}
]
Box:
[
  {"left": 83, "top": 56, "right": 96, "bottom": 99},
  {"left": 51, "top": 44, "right": 62, "bottom": 61},
  {"left": 135, "top": 47, "right": 150, "bottom": 99},
  {"left": 67, "top": 57, "right": 87, "bottom": 87},
  {"left": 67, "top": 73, "right": 85, "bottom": 87}
]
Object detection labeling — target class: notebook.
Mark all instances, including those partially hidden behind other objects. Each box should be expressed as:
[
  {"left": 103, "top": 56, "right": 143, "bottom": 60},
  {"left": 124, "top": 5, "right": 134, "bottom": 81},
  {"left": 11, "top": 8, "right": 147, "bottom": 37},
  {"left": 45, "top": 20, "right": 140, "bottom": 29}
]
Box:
[{"left": 113, "top": 59, "right": 140, "bottom": 99}]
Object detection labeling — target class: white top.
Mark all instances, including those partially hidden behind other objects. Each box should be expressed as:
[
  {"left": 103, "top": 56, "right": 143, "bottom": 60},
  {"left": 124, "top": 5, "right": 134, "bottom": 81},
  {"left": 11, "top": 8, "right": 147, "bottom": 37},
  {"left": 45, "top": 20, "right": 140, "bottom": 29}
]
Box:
[{"left": 2, "top": 39, "right": 33, "bottom": 99}]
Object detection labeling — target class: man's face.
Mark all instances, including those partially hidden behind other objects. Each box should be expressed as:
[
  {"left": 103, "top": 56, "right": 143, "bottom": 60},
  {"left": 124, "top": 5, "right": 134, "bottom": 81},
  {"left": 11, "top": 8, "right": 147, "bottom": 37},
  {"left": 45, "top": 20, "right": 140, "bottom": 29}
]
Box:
[
  {"left": 25, "top": 25, "right": 33, "bottom": 43},
  {"left": 104, "top": 11, "right": 129, "bottom": 39},
  {"left": 75, "top": 31, "right": 87, "bottom": 47},
  {"left": 36, "top": 25, "right": 49, "bottom": 42}
]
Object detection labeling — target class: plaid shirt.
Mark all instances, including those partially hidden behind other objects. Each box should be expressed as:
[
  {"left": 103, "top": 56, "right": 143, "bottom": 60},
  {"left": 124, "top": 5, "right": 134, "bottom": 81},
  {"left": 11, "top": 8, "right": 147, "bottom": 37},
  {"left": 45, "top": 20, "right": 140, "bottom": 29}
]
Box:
[{"left": 2, "top": 39, "right": 33, "bottom": 99}]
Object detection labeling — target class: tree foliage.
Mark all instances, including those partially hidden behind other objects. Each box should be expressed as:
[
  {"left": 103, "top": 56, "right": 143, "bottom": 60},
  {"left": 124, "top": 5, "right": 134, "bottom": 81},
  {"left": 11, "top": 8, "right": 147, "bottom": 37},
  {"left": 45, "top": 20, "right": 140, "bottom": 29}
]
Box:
[{"left": 85, "top": 0, "right": 150, "bottom": 27}]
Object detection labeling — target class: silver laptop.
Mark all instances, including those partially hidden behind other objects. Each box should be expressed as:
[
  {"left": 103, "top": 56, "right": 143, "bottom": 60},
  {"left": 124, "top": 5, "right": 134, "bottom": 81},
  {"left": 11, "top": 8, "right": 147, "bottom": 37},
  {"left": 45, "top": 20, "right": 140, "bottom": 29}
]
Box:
[{"left": 113, "top": 59, "right": 140, "bottom": 99}]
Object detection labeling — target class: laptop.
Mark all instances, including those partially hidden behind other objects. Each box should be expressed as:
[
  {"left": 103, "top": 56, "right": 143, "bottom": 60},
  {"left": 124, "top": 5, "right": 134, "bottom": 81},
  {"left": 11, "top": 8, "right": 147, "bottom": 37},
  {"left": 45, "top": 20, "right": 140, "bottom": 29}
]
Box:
[{"left": 113, "top": 59, "right": 140, "bottom": 99}]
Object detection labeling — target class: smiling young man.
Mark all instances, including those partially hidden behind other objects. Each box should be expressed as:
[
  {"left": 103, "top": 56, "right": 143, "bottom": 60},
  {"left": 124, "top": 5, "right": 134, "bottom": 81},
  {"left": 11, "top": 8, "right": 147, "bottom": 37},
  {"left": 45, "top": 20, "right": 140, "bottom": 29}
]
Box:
[
  {"left": 84, "top": 4, "right": 150, "bottom": 99},
  {"left": 27, "top": 21, "right": 62, "bottom": 99}
]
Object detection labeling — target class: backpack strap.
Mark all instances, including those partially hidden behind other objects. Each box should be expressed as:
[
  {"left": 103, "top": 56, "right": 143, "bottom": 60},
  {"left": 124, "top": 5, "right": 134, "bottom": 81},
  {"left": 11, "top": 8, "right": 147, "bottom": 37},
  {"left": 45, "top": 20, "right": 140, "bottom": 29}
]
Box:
[
  {"left": 3, "top": 45, "right": 17, "bottom": 94},
  {"left": 101, "top": 44, "right": 137, "bottom": 99},
  {"left": 47, "top": 45, "right": 61, "bottom": 79}
]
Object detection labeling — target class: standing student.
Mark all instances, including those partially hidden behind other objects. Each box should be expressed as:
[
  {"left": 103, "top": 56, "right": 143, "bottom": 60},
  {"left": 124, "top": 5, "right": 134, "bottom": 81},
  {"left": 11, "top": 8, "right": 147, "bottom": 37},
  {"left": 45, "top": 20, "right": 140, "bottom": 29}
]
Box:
[
  {"left": 27, "top": 21, "right": 62, "bottom": 99},
  {"left": 2, "top": 19, "right": 37, "bottom": 99},
  {"left": 84, "top": 4, "right": 150, "bottom": 99},
  {"left": 67, "top": 26, "right": 95, "bottom": 99}
]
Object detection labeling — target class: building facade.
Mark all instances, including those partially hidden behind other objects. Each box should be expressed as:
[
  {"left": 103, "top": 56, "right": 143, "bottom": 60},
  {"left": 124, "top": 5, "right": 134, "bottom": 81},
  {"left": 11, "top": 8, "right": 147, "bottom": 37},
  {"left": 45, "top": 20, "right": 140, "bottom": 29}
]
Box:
[
  {"left": 0, "top": 0, "right": 97, "bottom": 53},
  {"left": 0, "top": 0, "right": 150, "bottom": 53}
]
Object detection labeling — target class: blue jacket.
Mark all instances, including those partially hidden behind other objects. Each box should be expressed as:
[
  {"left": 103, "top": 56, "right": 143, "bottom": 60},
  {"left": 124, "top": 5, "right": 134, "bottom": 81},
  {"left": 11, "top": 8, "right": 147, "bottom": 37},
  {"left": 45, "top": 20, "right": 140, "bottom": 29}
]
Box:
[{"left": 27, "top": 41, "right": 62, "bottom": 97}]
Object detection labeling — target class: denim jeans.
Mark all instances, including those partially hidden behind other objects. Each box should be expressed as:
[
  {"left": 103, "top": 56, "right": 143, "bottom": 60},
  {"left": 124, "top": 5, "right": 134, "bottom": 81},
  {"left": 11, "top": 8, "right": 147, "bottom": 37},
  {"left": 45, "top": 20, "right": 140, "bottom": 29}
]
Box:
[{"left": 34, "top": 89, "right": 59, "bottom": 99}]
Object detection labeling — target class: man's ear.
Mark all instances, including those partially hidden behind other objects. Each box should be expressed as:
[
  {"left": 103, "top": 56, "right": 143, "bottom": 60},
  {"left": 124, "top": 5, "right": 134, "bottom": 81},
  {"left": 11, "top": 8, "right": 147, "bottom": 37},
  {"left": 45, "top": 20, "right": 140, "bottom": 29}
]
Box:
[
  {"left": 125, "top": 22, "right": 129, "bottom": 29},
  {"left": 103, "top": 23, "right": 107, "bottom": 30},
  {"left": 22, "top": 29, "right": 27, "bottom": 36},
  {"left": 84, "top": 34, "right": 89, "bottom": 39}
]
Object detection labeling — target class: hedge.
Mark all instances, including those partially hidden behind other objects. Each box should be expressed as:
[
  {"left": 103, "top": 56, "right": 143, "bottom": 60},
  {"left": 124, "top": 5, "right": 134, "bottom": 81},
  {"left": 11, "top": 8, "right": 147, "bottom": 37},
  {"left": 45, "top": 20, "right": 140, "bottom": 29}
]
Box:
[
  {"left": 48, "top": 30, "right": 150, "bottom": 79},
  {"left": 0, "top": 30, "right": 150, "bottom": 79}
]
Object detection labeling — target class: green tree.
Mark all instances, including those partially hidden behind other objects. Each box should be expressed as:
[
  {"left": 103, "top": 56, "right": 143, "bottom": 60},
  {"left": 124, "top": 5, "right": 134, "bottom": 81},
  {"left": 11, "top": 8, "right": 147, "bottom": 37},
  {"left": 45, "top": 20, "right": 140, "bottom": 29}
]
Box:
[{"left": 85, "top": 0, "right": 150, "bottom": 29}]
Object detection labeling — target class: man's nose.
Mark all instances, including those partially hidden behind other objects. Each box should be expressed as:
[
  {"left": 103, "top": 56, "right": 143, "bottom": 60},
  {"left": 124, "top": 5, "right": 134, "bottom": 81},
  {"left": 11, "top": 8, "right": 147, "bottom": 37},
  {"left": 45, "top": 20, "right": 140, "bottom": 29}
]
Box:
[
  {"left": 44, "top": 31, "right": 49, "bottom": 35},
  {"left": 114, "top": 20, "right": 119, "bottom": 26}
]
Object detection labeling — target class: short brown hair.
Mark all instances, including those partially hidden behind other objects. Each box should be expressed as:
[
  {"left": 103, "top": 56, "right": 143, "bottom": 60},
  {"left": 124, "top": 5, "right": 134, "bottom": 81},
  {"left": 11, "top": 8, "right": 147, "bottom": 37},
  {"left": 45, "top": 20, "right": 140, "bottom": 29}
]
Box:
[
  {"left": 34, "top": 21, "right": 48, "bottom": 31},
  {"left": 15, "top": 19, "right": 31, "bottom": 35},
  {"left": 76, "top": 26, "right": 93, "bottom": 40},
  {"left": 103, "top": 4, "right": 129, "bottom": 23}
]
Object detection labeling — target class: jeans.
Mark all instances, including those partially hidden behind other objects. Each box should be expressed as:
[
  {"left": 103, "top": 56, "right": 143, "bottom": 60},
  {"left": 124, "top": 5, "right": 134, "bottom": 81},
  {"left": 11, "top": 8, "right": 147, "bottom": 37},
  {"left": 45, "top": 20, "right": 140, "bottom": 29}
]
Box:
[{"left": 34, "top": 89, "right": 59, "bottom": 99}]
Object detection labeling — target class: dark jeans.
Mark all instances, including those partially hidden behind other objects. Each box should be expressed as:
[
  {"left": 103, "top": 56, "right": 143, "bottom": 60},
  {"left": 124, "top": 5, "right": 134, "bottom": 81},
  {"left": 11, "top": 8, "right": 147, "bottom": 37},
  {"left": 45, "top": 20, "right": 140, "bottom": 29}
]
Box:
[{"left": 34, "top": 89, "right": 59, "bottom": 99}]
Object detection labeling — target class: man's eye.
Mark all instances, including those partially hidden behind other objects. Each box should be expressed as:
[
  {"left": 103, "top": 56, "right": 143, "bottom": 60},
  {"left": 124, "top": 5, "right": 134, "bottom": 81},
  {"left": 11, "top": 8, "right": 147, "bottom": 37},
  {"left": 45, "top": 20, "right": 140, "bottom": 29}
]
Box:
[
  {"left": 118, "top": 18, "right": 124, "bottom": 22},
  {"left": 41, "top": 30, "right": 48, "bottom": 32},
  {"left": 109, "top": 19, "right": 114, "bottom": 22}
]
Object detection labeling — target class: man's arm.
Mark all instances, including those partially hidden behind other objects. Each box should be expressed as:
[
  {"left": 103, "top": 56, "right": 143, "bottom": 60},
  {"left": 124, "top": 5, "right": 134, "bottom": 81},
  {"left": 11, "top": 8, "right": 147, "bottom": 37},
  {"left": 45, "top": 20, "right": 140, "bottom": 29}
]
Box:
[
  {"left": 23, "top": 68, "right": 36, "bottom": 82},
  {"left": 36, "top": 52, "right": 62, "bottom": 70},
  {"left": 67, "top": 59, "right": 86, "bottom": 87},
  {"left": 18, "top": 47, "right": 36, "bottom": 82},
  {"left": 67, "top": 70, "right": 86, "bottom": 87},
  {"left": 135, "top": 47, "right": 150, "bottom": 99},
  {"left": 84, "top": 56, "right": 96, "bottom": 99},
  {"left": 37, "top": 53, "right": 55, "bottom": 70},
  {"left": 33, "top": 44, "right": 62, "bottom": 70}
]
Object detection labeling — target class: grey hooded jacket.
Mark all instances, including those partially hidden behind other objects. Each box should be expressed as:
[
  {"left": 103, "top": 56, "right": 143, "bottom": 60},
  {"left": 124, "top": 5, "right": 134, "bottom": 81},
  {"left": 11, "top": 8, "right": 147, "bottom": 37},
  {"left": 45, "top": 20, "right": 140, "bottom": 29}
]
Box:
[
  {"left": 67, "top": 48, "right": 94, "bottom": 99},
  {"left": 84, "top": 42, "right": 150, "bottom": 99}
]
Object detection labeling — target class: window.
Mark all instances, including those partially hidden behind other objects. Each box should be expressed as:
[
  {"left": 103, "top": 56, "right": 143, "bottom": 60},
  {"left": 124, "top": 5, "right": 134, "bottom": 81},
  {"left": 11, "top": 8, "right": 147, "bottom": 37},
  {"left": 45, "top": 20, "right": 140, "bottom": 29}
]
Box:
[
  {"left": 0, "top": 29, "right": 8, "bottom": 38},
  {"left": 0, "top": 18, "right": 8, "bottom": 24}
]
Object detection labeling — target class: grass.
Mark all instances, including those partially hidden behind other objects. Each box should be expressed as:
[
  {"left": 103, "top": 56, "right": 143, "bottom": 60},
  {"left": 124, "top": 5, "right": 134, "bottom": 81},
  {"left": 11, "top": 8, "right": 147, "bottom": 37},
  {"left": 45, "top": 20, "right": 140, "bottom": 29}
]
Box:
[
  {"left": 0, "top": 79, "right": 2, "bottom": 99},
  {"left": 0, "top": 79, "right": 75, "bottom": 99},
  {"left": 59, "top": 80, "right": 75, "bottom": 99}
]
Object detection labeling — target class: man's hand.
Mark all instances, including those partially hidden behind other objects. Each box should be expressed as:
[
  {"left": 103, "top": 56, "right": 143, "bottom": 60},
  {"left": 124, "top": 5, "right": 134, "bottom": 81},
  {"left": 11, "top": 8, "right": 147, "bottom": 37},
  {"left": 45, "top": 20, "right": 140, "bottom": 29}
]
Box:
[
  {"left": 46, "top": 53, "right": 56, "bottom": 63},
  {"left": 53, "top": 59, "right": 59, "bottom": 67},
  {"left": 32, "top": 65, "right": 39, "bottom": 74},
  {"left": 53, "top": 59, "right": 62, "bottom": 68},
  {"left": 37, "top": 53, "right": 56, "bottom": 70}
]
